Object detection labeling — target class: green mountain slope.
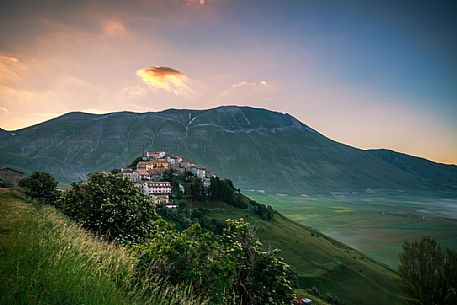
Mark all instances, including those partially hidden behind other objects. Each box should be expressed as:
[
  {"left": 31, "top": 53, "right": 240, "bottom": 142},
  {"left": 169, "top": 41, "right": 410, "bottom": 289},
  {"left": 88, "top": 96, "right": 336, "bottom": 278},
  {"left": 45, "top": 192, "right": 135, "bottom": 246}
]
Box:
[
  {"left": 203, "top": 204, "right": 406, "bottom": 305},
  {"left": 367, "top": 149, "right": 457, "bottom": 189},
  {"left": 1, "top": 106, "right": 456, "bottom": 193}
]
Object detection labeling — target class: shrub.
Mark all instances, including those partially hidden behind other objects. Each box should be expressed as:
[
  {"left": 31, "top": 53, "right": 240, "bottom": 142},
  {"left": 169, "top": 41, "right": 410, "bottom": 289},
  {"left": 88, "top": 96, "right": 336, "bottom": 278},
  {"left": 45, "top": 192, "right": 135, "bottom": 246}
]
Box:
[
  {"left": 221, "top": 219, "right": 295, "bottom": 305},
  {"left": 398, "top": 237, "right": 457, "bottom": 305},
  {"left": 134, "top": 220, "right": 234, "bottom": 304},
  {"left": 18, "top": 171, "right": 59, "bottom": 205},
  {"left": 60, "top": 173, "right": 156, "bottom": 244},
  {"left": 208, "top": 177, "right": 248, "bottom": 208},
  {"left": 133, "top": 218, "right": 295, "bottom": 305}
]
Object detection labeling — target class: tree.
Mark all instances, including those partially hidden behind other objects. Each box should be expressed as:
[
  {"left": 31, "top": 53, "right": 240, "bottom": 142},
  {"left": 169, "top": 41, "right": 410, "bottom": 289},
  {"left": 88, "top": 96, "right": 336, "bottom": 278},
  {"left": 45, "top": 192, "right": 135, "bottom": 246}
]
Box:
[
  {"left": 60, "top": 172, "right": 156, "bottom": 244},
  {"left": 398, "top": 237, "right": 457, "bottom": 305},
  {"left": 18, "top": 171, "right": 58, "bottom": 205},
  {"left": 134, "top": 221, "right": 234, "bottom": 304},
  {"left": 133, "top": 218, "right": 295, "bottom": 305},
  {"left": 221, "top": 219, "right": 295, "bottom": 305}
]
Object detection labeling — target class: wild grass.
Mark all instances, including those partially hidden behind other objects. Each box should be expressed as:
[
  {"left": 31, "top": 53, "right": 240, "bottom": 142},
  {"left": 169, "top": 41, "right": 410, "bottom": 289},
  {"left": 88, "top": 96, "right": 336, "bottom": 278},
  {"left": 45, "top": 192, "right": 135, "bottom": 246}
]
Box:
[{"left": 0, "top": 190, "right": 207, "bottom": 305}]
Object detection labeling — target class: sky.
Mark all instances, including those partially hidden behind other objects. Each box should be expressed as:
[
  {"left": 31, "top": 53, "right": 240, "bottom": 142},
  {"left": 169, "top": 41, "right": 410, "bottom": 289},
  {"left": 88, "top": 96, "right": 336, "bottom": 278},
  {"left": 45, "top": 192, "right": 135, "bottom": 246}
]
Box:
[{"left": 0, "top": 0, "right": 456, "bottom": 164}]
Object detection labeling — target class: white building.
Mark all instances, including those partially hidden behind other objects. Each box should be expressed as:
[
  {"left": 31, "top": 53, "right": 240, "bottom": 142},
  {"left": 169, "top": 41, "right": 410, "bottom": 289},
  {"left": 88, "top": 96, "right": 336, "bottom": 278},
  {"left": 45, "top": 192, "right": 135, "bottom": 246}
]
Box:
[
  {"left": 191, "top": 166, "right": 206, "bottom": 179},
  {"left": 166, "top": 155, "right": 183, "bottom": 168},
  {"left": 143, "top": 181, "right": 172, "bottom": 205},
  {"left": 146, "top": 151, "right": 166, "bottom": 159},
  {"left": 121, "top": 168, "right": 140, "bottom": 182}
]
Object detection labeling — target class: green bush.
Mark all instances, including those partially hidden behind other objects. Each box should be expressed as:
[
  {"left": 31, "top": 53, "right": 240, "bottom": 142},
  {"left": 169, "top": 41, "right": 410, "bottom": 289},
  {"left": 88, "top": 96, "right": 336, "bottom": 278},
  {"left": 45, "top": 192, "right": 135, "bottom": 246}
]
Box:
[
  {"left": 133, "top": 218, "right": 295, "bottom": 305},
  {"left": 208, "top": 177, "right": 248, "bottom": 208},
  {"left": 60, "top": 173, "right": 156, "bottom": 244},
  {"left": 221, "top": 219, "right": 295, "bottom": 305},
  {"left": 134, "top": 220, "right": 234, "bottom": 304},
  {"left": 398, "top": 237, "right": 457, "bottom": 305},
  {"left": 18, "top": 171, "right": 59, "bottom": 205}
]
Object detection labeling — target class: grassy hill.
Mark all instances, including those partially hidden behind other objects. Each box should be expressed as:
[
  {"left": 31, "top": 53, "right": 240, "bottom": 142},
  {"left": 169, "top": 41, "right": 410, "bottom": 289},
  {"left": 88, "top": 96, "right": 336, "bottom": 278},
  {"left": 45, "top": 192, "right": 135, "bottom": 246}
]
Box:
[
  {"left": 1, "top": 106, "right": 456, "bottom": 194},
  {"left": 176, "top": 199, "right": 407, "bottom": 305},
  {"left": 0, "top": 190, "right": 205, "bottom": 305},
  {"left": 1, "top": 186, "right": 407, "bottom": 305}
]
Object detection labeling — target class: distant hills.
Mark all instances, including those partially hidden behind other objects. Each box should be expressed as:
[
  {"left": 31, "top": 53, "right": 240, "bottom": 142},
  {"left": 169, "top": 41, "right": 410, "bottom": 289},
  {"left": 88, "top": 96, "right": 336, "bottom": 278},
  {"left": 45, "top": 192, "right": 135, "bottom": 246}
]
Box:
[{"left": 1, "top": 106, "right": 456, "bottom": 193}]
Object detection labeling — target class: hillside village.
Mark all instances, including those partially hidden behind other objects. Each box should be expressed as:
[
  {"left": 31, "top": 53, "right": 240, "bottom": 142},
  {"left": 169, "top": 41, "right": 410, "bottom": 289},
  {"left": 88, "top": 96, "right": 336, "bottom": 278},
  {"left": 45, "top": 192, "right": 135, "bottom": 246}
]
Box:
[{"left": 121, "top": 151, "right": 216, "bottom": 208}]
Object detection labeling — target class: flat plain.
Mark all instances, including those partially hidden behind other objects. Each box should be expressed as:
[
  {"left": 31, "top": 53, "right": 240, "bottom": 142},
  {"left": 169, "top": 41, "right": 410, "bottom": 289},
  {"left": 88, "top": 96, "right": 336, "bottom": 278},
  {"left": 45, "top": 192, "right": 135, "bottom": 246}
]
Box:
[{"left": 246, "top": 190, "right": 457, "bottom": 268}]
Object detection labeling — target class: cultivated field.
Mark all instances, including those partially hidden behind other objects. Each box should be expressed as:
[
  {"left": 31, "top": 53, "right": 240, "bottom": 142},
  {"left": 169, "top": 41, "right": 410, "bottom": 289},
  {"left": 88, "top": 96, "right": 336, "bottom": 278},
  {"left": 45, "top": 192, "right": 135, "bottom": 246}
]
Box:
[{"left": 246, "top": 190, "right": 457, "bottom": 268}]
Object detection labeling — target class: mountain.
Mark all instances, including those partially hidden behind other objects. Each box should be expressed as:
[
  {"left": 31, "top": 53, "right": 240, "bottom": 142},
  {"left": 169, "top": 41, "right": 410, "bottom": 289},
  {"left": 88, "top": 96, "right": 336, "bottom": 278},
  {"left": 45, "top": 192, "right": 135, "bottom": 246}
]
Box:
[{"left": 0, "top": 106, "right": 456, "bottom": 193}]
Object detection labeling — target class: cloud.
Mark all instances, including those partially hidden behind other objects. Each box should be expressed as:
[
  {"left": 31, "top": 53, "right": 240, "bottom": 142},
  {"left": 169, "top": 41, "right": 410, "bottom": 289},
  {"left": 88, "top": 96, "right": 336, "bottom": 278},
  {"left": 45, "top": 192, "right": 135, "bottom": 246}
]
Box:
[
  {"left": 0, "top": 54, "right": 24, "bottom": 84},
  {"left": 229, "top": 80, "right": 270, "bottom": 89},
  {"left": 101, "top": 20, "right": 127, "bottom": 38},
  {"left": 0, "top": 106, "right": 10, "bottom": 114},
  {"left": 185, "top": 0, "right": 207, "bottom": 6},
  {"left": 218, "top": 80, "right": 271, "bottom": 100},
  {"left": 136, "top": 66, "right": 192, "bottom": 95}
]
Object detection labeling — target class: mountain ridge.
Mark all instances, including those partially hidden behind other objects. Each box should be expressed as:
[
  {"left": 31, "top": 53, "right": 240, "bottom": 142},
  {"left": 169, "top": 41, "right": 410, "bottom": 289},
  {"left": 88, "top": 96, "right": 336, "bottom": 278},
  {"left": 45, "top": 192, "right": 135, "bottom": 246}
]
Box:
[{"left": 1, "top": 106, "right": 456, "bottom": 193}]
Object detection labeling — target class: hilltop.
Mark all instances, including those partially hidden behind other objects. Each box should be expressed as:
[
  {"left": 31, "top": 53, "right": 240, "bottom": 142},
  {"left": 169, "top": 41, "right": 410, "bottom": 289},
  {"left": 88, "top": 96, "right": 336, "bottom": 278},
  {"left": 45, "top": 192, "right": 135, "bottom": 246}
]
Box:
[{"left": 1, "top": 106, "right": 456, "bottom": 194}]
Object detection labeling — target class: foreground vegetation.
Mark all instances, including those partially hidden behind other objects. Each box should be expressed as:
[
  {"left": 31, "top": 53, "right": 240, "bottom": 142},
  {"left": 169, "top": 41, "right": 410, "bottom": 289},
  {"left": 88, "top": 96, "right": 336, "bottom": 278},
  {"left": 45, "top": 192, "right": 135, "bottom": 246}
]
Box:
[
  {"left": 9, "top": 169, "right": 456, "bottom": 305},
  {"left": 0, "top": 190, "right": 205, "bottom": 305},
  {"left": 11, "top": 172, "right": 295, "bottom": 304},
  {"left": 398, "top": 237, "right": 457, "bottom": 305}
]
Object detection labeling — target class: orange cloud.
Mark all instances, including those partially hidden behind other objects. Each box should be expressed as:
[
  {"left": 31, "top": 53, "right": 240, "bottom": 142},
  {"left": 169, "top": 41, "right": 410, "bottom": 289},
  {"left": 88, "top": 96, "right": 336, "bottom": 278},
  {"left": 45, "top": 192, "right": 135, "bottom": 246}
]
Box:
[
  {"left": 0, "top": 55, "right": 22, "bottom": 84},
  {"left": 136, "top": 66, "right": 191, "bottom": 95}
]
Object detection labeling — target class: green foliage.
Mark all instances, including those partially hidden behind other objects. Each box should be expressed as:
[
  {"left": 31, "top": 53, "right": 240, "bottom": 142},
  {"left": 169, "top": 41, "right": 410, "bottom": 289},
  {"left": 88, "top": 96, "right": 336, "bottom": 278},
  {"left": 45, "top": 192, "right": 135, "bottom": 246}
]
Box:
[
  {"left": 221, "top": 219, "right": 295, "bottom": 305},
  {"left": 207, "top": 207, "right": 406, "bottom": 305},
  {"left": 209, "top": 177, "right": 248, "bottom": 208},
  {"left": 110, "top": 168, "right": 121, "bottom": 174},
  {"left": 250, "top": 200, "right": 275, "bottom": 220},
  {"left": 157, "top": 206, "right": 218, "bottom": 232},
  {"left": 398, "top": 237, "right": 457, "bottom": 305},
  {"left": 60, "top": 173, "right": 156, "bottom": 244},
  {"left": 0, "top": 190, "right": 206, "bottom": 305},
  {"left": 133, "top": 218, "right": 295, "bottom": 305},
  {"left": 133, "top": 220, "right": 234, "bottom": 304},
  {"left": 163, "top": 170, "right": 206, "bottom": 200},
  {"left": 18, "top": 171, "right": 59, "bottom": 205}
]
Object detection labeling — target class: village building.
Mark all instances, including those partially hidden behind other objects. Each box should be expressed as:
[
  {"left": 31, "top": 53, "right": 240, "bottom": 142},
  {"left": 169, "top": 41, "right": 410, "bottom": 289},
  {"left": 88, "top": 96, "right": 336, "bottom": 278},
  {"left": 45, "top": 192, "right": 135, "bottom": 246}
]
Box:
[
  {"left": 0, "top": 167, "right": 25, "bottom": 187},
  {"left": 136, "top": 169, "right": 151, "bottom": 180},
  {"left": 143, "top": 181, "right": 171, "bottom": 205},
  {"left": 146, "top": 151, "right": 166, "bottom": 159},
  {"left": 121, "top": 168, "right": 140, "bottom": 183},
  {"left": 206, "top": 171, "right": 217, "bottom": 179},
  {"left": 136, "top": 161, "right": 148, "bottom": 169},
  {"left": 147, "top": 168, "right": 165, "bottom": 181},
  {"left": 166, "top": 155, "right": 183, "bottom": 166},
  {"left": 180, "top": 160, "right": 195, "bottom": 171},
  {"left": 190, "top": 166, "right": 207, "bottom": 179},
  {"left": 145, "top": 160, "right": 169, "bottom": 171}
]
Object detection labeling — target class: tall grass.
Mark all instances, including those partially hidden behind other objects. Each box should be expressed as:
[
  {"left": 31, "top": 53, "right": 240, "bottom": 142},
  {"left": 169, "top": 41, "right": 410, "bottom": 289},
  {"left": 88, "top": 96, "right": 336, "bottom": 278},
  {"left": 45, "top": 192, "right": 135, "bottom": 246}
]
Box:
[{"left": 0, "top": 190, "right": 207, "bottom": 305}]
